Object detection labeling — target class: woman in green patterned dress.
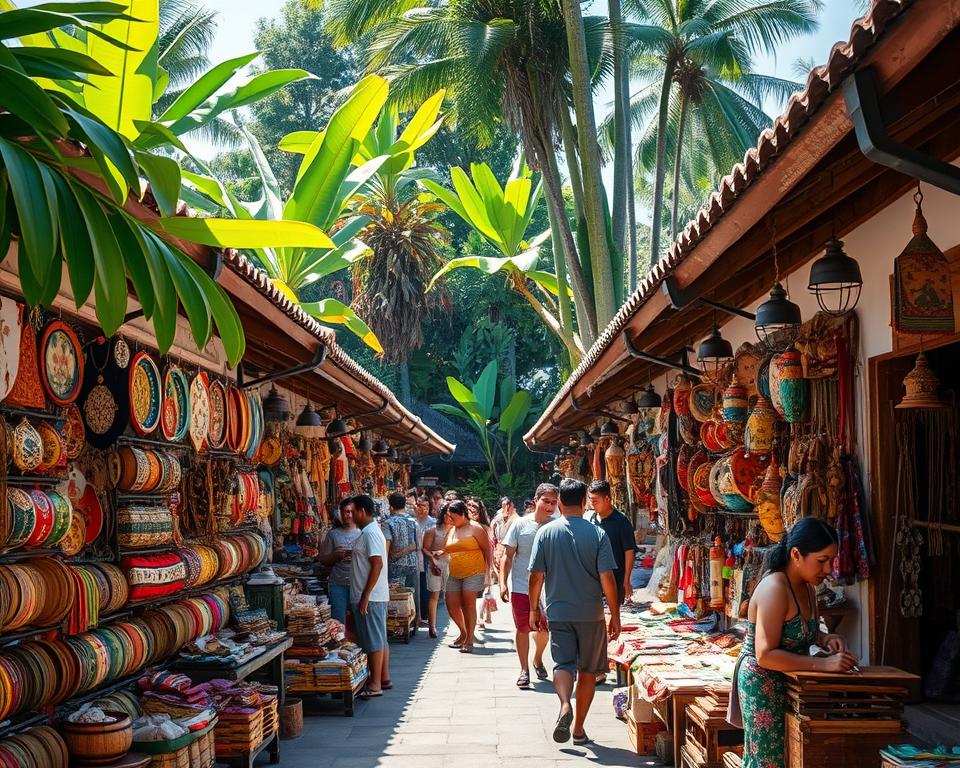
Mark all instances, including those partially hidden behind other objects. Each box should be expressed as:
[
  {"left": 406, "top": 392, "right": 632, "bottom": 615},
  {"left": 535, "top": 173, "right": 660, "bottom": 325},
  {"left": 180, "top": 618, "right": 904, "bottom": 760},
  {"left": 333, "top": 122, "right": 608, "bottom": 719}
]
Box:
[{"left": 727, "top": 518, "right": 859, "bottom": 768}]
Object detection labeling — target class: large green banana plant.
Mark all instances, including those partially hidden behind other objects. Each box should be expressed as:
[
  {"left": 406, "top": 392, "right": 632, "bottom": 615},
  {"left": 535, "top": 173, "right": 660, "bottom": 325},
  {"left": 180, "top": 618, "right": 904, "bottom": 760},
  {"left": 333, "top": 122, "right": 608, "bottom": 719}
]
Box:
[
  {"left": 0, "top": 2, "right": 334, "bottom": 365},
  {"left": 423, "top": 163, "right": 583, "bottom": 361}
]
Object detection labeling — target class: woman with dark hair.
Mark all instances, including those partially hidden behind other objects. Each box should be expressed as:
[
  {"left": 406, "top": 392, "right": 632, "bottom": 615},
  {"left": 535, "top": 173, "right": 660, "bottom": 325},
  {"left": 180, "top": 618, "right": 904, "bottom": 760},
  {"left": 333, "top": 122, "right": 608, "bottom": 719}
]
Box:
[
  {"left": 729, "top": 517, "right": 859, "bottom": 767},
  {"left": 467, "top": 497, "right": 495, "bottom": 629},
  {"left": 422, "top": 503, "right": 450, "bottom": 638},
  {"left": 318, "top": 498, "right": 362, "bottom": 624},
  {"left": 439, "top": 500, "right": 489, "bottom": 652}
]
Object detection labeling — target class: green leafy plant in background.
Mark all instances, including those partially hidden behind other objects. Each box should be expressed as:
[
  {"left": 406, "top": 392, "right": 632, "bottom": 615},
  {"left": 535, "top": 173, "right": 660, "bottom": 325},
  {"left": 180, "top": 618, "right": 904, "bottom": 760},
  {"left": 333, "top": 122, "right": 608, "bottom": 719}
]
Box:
[
  {"left": 0, "top": 1, "right": 337, "bottom": 364},
  {"left": 424, "top": 162, "right": 582, "bottom": 363},
  {"left": 432, "top": 360, "right": 532, "bottom": 489}
]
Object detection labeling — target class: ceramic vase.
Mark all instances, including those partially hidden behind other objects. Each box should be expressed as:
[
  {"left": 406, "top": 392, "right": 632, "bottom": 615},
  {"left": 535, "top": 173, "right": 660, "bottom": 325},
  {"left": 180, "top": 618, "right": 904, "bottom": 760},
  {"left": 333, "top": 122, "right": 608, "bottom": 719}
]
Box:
[
  {"left": 722, "top": 378, "right": 749, "bottom": 424},
  {"left": 745, "top": 396, "right": 777, "bottom": 454}
]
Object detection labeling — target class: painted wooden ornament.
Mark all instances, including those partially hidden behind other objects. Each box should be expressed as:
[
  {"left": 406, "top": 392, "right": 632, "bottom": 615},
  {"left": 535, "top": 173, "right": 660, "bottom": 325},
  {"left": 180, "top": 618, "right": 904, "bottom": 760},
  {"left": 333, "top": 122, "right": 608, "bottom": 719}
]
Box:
[
  {"left": 755, "top": 460, "right": 785, "bottom": 541},
  {"left": 722, "top": 376, "right": 749, "bottom": 424},
  {"left": 775, "top": 349, "right": 808, "bottom": 423},
  {"left": 745, "top": 396, "right": 777, "bottom": 454}
]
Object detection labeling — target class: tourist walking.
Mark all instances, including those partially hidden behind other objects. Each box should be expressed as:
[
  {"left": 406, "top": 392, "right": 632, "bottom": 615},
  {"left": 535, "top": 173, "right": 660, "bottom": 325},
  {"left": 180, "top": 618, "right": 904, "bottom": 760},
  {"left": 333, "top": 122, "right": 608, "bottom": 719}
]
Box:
[
  {"left": 441, "top": 499, "right": 489, "bottom": 653},
  {"left": 528, "top": 478, "right": 621, "bottom": 746},
  {"left": 413, "top": 495, "right": 435, "bottom": 628},
  {"left": 500, "top": 483, "right": 557, "bottom": 688},
  {"left": 490, "top": 496, "right": 516, "bottom": 584},
  {"left": 467, "top": 497, "right": 495, "bottom": 629},
  {"left": 729, "top": 518, "right": 857, "bottom": 768},
  {"left": 587, "top": 480, "right": 638, "bottom": 605},
  {"left": 350, "top": 494, "right": 391, "bottom": 699},
  {"left": 318, "top": 497, "right": 362, "bottom": 625},
  {"left": 422, "top": 503, "right": 450, "bottom": 638},
  {"left": 383, "top": 491, "right": 421, "bottom": 630}
]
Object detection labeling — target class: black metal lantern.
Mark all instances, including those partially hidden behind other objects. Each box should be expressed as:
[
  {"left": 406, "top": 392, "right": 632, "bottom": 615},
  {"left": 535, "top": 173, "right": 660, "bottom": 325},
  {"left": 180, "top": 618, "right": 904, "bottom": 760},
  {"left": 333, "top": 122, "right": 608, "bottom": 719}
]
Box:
[
  {"left": 621, "top": 397, "right": 639, "bottom": 415},
  {"left": 600, "top": 418, "right": 619, "bottom": 436},
  {"left": 697, "top": 322, "right": 734, "bottom": 375},
  {"left": 326, "top": 416, "right": 350, "bottom": 437},
  {"left": 808, "top": 237, "right": 862, "bottom": 316},
  {"left": 295, "top": 402, "right": 322, "bottom": 427},
  {"left": 262, "top": 385, "right": 291, "bottom": 423},
  {"left": 589, "top": 424, "right": 602, "bottom": 440},
  {"left": 358, "top": 433, "right": 372, "bottom": 452},
  {"left": 755, "top": 282, "right": 801, "bottom": 352},
  {"left": 637, "top": 383, "right": 662, "bottom": 409},
  {"left": 578, "top": 430, "right": 593, "bottom": 447},
  {"left": 372, "top": 438, "right": 389, "bottom": 455},
  {"left": 387, "top": 447, "right": 399, "bottom": 461}
]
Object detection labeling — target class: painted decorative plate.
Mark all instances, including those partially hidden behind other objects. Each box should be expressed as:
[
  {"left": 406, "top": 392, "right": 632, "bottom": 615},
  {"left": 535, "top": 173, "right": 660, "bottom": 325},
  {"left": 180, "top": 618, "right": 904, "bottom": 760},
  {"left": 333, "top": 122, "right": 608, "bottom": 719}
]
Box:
[
  {"left": 61, "top": 405, "right": 86, "bottom": 459},
  {"left": 731, "top": 449, "right": 771, "bottom": 504},
  {"left": 189, "top": 373, "right": 210, "bottom": 452},
  {"left": 40, "top": 321, "right": 84, "bottom": 406},
  {"left": 0, "top": 297, "right": 22, "bottom": 402},
  {"left": 207, "top": 379, "right": 227, "bottom": 449},
  {"left": 161, "top": 366, "right": 191, "bottom": 442},
  {"left": 129, "top": 353, "right": 162, "bottom": 436}
]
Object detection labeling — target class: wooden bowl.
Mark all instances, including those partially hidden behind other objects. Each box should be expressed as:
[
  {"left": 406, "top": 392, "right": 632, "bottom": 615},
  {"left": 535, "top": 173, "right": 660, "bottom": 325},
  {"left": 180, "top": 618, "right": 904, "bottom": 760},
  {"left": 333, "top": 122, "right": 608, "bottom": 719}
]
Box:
[{"left": 61, "top": 710, "right": 132, "bottom": 766}]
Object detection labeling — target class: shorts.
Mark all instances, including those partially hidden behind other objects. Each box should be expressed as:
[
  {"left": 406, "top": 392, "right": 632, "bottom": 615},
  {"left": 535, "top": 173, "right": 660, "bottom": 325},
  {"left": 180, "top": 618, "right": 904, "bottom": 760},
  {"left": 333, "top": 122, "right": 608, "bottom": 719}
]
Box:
[
  {"left": 351, "top": 601, "right": 388, "bottom": 652},
  {"left": 549, "top": 620, "right": 608, "bottom": 676},
  {"left": 426, "top": 559, "right": 449, "bottom": 592},
  {"left": 446, "top": 571, "right": 485, "bottom": 593},
  {"left": 510, "top": 592, "right": 548, "bottom": 633}
]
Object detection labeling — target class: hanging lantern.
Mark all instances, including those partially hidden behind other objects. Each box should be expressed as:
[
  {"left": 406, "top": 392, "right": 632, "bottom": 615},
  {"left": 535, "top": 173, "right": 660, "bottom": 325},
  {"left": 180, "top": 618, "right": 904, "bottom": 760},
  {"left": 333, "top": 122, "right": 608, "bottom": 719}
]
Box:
[
  {"left": 589, "top": 424, "right": 602, "bottom": 440},
  {"left": 387, "top": 447, "right": 399, "bottom": 461},
  {"left": 896, "top": 352, "right": 948, "bottom": 409},
  {"left": 808, "top": 238, "right": 862, "bottom": 316},
  {"left": 894, "top": 187, "right": 955, "bottom": 334},
  {"left": 294, "top": 402, "right": 323, "bottom": 438},
  {"left": 621, "top": 397, "right": 639, "bottom": 415},
  {"left": 600, "top": 418, "right": 619, "bottom": 436},
  {"left": 262, "top": 385, "right": 291, "bottom": 423},
  {"left": 372, "top": 438, "right": 389, "bottom": 454},
  {"left": 326, "top": 416, "right": 350, "bottom": 437},
  {"left": 578, "top": 430, "right": 593, "bottom": 447},
  {"left": 755, "top": 282, "right": 801, "bottom": 352},
  {"left": 697, "top": 322, "right": 734, "bottom": 380},
  {"left": 637, "top": 383, "right": 662, "bottom": 409},
  {"left": 358, "top": 433, "right": 372, "bottom": 452}
]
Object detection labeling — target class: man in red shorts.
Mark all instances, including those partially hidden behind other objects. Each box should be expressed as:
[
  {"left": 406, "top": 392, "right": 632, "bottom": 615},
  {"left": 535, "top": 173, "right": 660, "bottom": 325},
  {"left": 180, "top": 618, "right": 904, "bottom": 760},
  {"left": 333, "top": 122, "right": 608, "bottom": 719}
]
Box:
[{"left": 500, "top": 482, "right": 558, "bottom": 689}]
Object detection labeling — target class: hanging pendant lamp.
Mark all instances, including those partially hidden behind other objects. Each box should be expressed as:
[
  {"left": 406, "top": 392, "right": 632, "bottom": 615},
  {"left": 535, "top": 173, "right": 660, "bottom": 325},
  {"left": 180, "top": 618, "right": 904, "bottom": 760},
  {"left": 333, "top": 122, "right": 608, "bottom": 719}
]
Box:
[
  {"left": 262, "top": 385, "right": 291, "bottom": 423},
  {"left": 358, "top": 433, "right": 372, "bottom": 452},
  {"left": 326, "top": 415, "right": 350, "bottom": 437},
  {"left": 637, "top": 383, "right": 662, "bottom": 409},
  {"left": 578, "top": 430, "right": 593, "bottom": 447},
  {"left": 755, "top": 282, "right": 802, "bottom": 352},
  {"left": 621, "top": 397, "right": 639, "bottom": 415},
  {"left": 698, "top": 321, "right": 734, "bottom": 379},
  {"left": 896, "top": 352, "right": 948, "bottom": 409},
  {"left": 600, "top": 418, "right": 619, "bottom": 436},
  {"left": 808, "top": 237, "right": 862, "bottom": 316},
  {"left": 372, "top": 438, "right": 389, "bottom": 455}
]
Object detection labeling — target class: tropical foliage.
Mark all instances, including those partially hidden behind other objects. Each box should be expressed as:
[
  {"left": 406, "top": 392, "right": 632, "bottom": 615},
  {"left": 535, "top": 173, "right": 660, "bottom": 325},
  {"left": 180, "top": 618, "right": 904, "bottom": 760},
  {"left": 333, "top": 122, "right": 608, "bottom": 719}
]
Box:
[
  {"left": 424, "top": 162, "right": 582, "bottom": 362},
  {"left": 432, "top": 360, "right": 532, "bottom": 487},
  {"left": 624, "top": 0, "right": 818, "bottom": 264}
]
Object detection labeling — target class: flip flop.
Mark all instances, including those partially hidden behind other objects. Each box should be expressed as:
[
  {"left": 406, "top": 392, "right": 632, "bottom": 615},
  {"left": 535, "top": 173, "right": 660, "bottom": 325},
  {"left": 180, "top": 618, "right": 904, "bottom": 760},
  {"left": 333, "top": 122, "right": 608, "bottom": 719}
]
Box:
[
  {"left": 448, "top": 641, "right": 463, "bottom": 649},
  {"left": 381, "top": 681, "right": 393, "bottom": 690},
  {"left": 553, "top": 709, "right": 573, "bottom": 743},
  {"left": 459, "top": 645, "right": 474, "bottom": 654},
  {"left": 573, "top": 733, "right": 592, "bottom": 746},
  {"left": 534, "top": 662, "right": 549, "bottom": 680},
  {"left": 357, "top": 689, "right": 383, "bottom": 700},
  {"left": 516, "top": 671, "right": 530, "bottom": 689}
]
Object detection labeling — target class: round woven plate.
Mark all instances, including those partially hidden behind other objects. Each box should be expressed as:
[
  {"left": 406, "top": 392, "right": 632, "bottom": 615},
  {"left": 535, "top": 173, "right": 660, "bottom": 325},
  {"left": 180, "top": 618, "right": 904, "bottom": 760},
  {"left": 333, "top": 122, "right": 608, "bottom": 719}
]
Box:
[
  {"left": 40, "top": 320, "right": 84, "bottom": 406},
  {"left": 129, "top": 352, "right": 162, "bottom": 436},
  {"left": 208, "top": 379, "right": 228, "bottom": 449},
  {"left": 162, "top": 365, "right": 191, "bottom": 442}
]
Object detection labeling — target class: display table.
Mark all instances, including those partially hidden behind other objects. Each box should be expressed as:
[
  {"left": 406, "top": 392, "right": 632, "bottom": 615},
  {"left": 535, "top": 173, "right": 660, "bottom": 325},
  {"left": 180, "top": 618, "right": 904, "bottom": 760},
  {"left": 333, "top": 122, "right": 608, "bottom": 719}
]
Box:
[{"left": 172, "top": 637, "right": 292, "bottom": 767}]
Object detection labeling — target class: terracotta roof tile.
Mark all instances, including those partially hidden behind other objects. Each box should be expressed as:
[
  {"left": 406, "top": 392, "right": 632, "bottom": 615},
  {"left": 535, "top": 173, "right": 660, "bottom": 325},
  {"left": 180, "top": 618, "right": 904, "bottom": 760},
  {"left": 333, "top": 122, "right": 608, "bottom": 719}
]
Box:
[{"left": 525, "top": 0, "right": 912, "bottom": 446}]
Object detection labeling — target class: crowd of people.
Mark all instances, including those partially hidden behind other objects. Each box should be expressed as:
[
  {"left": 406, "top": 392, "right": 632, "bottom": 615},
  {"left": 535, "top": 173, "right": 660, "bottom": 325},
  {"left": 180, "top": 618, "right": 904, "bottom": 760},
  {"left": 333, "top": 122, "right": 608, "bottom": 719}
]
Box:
[{"left": 318, "top": 478, "right": 634, "bottom": 744}]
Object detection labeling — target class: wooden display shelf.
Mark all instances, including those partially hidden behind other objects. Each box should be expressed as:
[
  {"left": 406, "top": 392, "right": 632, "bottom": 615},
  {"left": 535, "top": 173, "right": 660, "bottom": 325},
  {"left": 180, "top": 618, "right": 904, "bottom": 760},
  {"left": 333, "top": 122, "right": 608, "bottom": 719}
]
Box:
[{"left": 387, "top": 614, "right": 415, "bottom": 644}]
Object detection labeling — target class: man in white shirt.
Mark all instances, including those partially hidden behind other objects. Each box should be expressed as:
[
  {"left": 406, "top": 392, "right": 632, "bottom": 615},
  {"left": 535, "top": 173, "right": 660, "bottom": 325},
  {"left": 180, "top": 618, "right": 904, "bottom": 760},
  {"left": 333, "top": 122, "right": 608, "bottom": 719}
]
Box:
[
  {"left": 500, "top": 483, "right": 558, "bottom": 689},
  {"left": 351, "top": 494, "right": 391, "bottom": 698}
]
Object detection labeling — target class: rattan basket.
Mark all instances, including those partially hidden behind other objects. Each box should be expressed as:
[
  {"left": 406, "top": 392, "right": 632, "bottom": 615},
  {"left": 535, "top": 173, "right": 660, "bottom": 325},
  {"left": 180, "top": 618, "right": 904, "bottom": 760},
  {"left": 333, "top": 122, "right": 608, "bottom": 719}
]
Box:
[
  {"left": 135, "top": 721, "right": 216, "bottom": 768},
  {"left": 215, "top": 709, "right": 264, "bottom": 756}
]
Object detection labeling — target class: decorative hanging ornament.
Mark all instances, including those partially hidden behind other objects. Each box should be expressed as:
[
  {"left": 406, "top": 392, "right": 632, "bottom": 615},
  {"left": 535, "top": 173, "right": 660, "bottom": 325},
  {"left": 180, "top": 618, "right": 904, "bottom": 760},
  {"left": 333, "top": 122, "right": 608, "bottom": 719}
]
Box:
[
  {"left": 113, "top": 337, "right": 130, "bottom": 369},
  {"left": 722, "top": 376, "right": 749, "bottom": 424},
  {"left": 894, "top": 186, "right": 955, "bottom": 334},
  {"left": 773, "top": 349, "right": 808, "bottom": 423},
  {"left": 745, "top": 395, "right": 777, "bottom": 454},
  {"left": 755, "top": 460, "right": 785, "bottom": 541},
  {"left": 895, "top": 352, "right": 947, "bottom": 409}
]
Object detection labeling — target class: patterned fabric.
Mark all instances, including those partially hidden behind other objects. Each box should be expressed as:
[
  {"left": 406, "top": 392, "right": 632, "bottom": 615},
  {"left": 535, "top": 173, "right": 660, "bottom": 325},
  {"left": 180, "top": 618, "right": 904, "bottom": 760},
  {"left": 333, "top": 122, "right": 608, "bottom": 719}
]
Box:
[
  {"left": 121, "top": 552, "right": 187, "bottom": 602},
  {"left": 735, "top": 610, "right": 816, "bottom": 768},
  {"left": 382, "top": 513, "right": 419, "bottom": 570}
]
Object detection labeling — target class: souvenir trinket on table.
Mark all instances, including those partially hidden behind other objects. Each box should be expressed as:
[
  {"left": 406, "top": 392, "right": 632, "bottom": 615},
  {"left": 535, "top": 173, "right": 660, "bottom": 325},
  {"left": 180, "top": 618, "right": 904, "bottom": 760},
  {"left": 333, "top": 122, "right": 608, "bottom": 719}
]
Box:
[
  {"left": 129, "top": 351, "right": 162, "bottom": 436},
  {"left": 40, "top": 320, "right": 84, "bottom": 406},
  {"left": 5, "top": 313, "right": 45, "bottom": 409},
  {"left": 0, "top": 296, "right": 22, "bottom": 401}
]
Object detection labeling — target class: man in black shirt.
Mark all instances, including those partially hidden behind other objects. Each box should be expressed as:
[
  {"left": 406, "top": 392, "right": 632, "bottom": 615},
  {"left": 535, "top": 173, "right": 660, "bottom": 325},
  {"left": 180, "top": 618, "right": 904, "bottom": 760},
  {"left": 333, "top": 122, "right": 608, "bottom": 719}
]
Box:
[{"left": 587, "top": 480, "right": 637, "bottom": 605}]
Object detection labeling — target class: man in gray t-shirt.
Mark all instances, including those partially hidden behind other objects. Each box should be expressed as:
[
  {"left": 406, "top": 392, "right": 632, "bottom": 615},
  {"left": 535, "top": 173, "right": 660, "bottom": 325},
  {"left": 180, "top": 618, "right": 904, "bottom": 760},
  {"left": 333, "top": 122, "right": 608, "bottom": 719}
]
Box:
[{"left": 529, "top": 478, "right": 620, "bottom": 747}]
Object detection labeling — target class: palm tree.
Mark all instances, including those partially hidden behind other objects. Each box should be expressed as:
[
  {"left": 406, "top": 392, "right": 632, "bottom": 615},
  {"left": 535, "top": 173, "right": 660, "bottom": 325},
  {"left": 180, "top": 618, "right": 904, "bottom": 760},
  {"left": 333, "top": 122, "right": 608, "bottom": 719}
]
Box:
[
  {"left": 319, "top": 0, "right": 615, "bottom": 348},
  {"left": 626, "top": 0, "right": 819, "bottom": 265},
  {"left": 155, "top": 0, "right": 240, "bottom": 147}
]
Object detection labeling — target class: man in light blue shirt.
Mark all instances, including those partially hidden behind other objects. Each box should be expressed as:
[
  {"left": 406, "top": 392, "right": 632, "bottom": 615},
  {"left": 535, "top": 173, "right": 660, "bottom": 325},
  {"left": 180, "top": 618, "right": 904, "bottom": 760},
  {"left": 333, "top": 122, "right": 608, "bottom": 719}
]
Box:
[{"left": 529, "top": 478, "right": 620, "bottom": 746}]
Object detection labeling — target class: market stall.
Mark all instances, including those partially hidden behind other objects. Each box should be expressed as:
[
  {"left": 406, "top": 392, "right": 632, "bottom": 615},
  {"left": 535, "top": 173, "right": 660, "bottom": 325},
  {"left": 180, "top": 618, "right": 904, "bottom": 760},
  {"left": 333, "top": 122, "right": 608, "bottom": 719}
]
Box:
[
  {"left": 526, "top": 1, "right": 960, "bottom": 765},
  {"left": 0, "top": 183, "right": 452, "bottom": 766}
]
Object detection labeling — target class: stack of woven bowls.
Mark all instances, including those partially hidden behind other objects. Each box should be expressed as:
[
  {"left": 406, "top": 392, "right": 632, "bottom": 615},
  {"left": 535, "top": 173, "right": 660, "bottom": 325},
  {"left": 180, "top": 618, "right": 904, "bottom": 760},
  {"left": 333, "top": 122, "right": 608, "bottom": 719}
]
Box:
[{"left": 0, "top": 725, "right": 69, "bottom": 768}]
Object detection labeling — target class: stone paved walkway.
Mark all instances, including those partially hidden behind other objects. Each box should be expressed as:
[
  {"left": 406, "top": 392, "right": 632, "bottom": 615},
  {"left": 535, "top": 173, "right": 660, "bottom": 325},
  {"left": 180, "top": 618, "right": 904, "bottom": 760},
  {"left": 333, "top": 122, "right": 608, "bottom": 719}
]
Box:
[{"left": 271, "top": 604, "right": 665, "bottom": 768}]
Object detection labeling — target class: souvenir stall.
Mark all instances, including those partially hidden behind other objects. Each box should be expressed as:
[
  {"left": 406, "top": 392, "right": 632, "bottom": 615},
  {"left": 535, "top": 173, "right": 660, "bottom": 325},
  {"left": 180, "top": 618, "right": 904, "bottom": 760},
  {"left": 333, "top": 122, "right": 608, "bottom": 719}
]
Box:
[
  {"left": 525, "top": 2, "right": 960, "bottom": 765},
  {"left": 0, "top": 219, "right": 451, "bottom": 766}
]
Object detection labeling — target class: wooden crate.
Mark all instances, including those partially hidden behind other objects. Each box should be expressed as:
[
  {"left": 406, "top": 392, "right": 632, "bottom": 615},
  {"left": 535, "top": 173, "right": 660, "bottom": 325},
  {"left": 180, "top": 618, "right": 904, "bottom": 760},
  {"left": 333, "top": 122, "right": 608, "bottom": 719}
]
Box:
[
  {"left": 721, "top": 753, "right": 742, "bottom": 768},
  {"left": 684, "top": 702, "right": 743, "bottom": 766},
  {"left": 785, "top": 713, "right": 906, "bottom": 768},
  {"left": 626, "top": 711, "right": 665, "bottom": 755}
]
